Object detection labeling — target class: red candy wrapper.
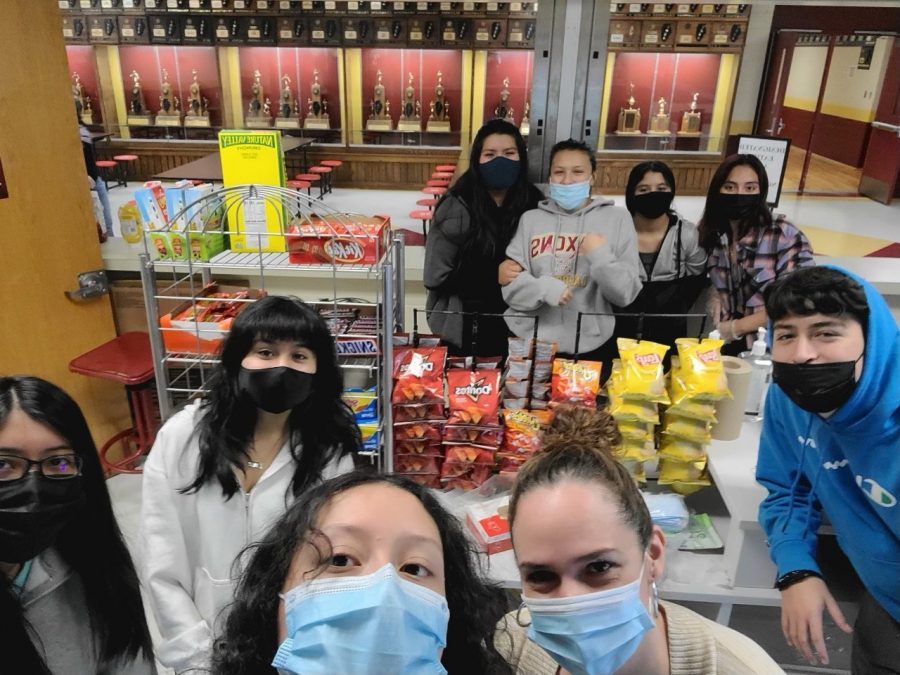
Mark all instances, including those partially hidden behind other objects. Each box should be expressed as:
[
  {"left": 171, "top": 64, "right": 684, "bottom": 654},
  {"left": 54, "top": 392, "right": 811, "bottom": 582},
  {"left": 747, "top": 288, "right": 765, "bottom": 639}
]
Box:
[
  {"left": 446, "top": 369, "right": 501, "bottom": 426},
  {"left": 551, "top": 359, "right": 602, "bottom": 408}
]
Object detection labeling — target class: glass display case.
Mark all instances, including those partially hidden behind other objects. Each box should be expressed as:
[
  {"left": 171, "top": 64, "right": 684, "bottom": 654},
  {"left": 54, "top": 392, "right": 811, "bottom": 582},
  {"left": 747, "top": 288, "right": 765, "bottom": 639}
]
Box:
[
  {"left": 355, "top": 48, "right": 463, "bottom": 148},
  {"left": 67, "top": 45, "right": 103, "bottom": 125},
  {"left": 483, "top": 49, "right": 533, "bottom": 137}
]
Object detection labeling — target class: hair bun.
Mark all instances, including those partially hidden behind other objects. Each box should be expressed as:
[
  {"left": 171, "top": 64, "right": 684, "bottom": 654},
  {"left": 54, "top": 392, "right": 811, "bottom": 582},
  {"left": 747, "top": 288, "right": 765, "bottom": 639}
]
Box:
[{"left": 541, "top": 405, "right": 621, "bottom": 456}]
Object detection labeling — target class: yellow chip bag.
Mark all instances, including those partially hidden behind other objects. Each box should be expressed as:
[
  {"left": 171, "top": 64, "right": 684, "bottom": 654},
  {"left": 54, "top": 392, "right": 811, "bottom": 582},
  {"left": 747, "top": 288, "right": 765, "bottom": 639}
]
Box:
[
  {"left": 658, "top": 436, "right": 708, "bottom": 462},
  {"left": 669, "top": 479, "right": 711, "bottom": 496},
  {"left": 608, "top": 389, "right": 660, "bottom": 424},
  {"left": 616, "top": 419, "right": 656, "bottom": 442},
  {"left": 673, "top": 338, "right": 731, "bottom": 401},
  {"left": 617, "top": 439, "right": 657, "bottom": 461},
  {"left": 662, "top": 413, "right": 713, "bottom": 443},
  {"left": 620, "top": 459, "right": 647, "bottom": 484},
  {"left": 617, "top": 338, "right": 670, "bottom": 404},
  {"left": 658, "top": 456, "right": 708, "bottom": 483},
  {"left": 667, "top": 398, "right": 718, "bottom": 422}
]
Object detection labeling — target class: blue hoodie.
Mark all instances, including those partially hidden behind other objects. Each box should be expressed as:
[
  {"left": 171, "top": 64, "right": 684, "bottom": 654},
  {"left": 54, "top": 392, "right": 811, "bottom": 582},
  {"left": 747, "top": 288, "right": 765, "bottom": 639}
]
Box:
[{"left": 756, "top": 268, "right": 900, "bottom": 621}]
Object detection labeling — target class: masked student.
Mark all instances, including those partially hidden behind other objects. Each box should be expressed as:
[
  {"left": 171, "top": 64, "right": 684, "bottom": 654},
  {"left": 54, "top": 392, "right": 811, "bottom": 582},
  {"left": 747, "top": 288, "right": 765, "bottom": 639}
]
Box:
[
  {"left": 613, "top": 161, "right": 708, "bottom": 357},
  {"left": 495, "top": 405, "right": 783, "bottom": 675},
  {"left": 501, "top": 139, "right": 642, "bottom": 364},
  {"left": 757, "top": 267, "right": 900, "bottom": 673},
  {"left": 698, "top": 154, "right": 814, "bottom": 356},
  {"left": 213, "top": 471, "right": 514, "bottom": 674},
  {"left": 140, "top": 296, "right": 360, "bottom": 674},
  {"left": 425, "top": 119, "right": 544, "bottom": 357},
  {"left": 0, "top": 376, "right": 154, "bottom": 674}
]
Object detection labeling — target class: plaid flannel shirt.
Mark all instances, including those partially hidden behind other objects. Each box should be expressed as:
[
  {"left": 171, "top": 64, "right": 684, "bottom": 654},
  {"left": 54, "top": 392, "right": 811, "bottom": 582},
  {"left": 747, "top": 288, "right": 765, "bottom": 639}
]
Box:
[{"left": 708, "top": 216, "right": 814, "bottom": 324}]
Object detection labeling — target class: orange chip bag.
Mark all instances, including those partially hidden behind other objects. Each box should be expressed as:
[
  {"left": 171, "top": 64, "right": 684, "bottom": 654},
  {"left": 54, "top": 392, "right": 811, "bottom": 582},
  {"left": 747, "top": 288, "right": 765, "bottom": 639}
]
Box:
[
  {"left": 447, "top": 369, "right": 502, "bottom": 426},
  {"left": 391, "top": 346, "right": 447, "bottom": 405},
  {"left": 501, "top": 409, "right": 553, "bottom": 456},
  {"left": 551, "top": 359, "right": 602, "bottom": 408}
]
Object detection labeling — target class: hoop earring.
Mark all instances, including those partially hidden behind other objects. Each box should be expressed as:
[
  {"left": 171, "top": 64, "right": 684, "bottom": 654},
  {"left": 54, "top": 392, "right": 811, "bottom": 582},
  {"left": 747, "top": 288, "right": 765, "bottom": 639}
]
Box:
[
  {"left": 649, "top": 580, "right": 660, "bottom": 618},
  {"left": 515, "top": 602, "right": 532, "bottom": 627}
]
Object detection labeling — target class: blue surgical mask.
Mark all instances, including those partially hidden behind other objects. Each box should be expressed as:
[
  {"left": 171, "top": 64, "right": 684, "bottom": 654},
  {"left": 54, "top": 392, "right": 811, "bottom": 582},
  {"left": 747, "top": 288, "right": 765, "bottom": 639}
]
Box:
[
  {"left": 522, "top": 564, "right": 654, "bottom": 675},
  {"left": 479, "top": 155, "right": 522, "bottom": 190},
  {"left": 549, "top": 180, "right": 592, "bottom": 211},
  {"left": 273, "top": 563, "right": 450, "bottom": 675}
]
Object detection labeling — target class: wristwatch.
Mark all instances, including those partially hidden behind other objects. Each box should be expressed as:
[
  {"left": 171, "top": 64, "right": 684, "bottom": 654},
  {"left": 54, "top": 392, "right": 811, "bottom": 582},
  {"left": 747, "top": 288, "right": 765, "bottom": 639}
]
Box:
[{"left": 775, "top": 569, "right": 822, "bottom": 591}]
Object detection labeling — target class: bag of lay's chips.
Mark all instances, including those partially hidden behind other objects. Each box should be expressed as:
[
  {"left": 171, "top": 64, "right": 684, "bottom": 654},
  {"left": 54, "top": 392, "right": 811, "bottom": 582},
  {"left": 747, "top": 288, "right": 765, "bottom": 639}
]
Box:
[
  {"left": 669, "top": 478, "right": 713, "bottom": 496},
  {"left": 617, "top": 439, "right": 657, "bottom": 462},
  {"left": 620, "top": 459, "right": 647, "bottom": 484},
  {"left": 658, "top": 456, "right": 708, "bottom": 484},
  {"left": 667, "top": 396, "right": 718, "bottom": 423},
  {"left": 617, "top": 338, "right": 670, "bottom": 404},
  {"left": 661, "top": 413, "right": 713, "bottom": 444},
  {"left": 658, "top": 436, "right": 708, "bottom": 462},
  {"left": 616, "top": 419, "right": 656, "bottom": 442},
  {"left": 607, "top": 389, "right": 660, "bottom": 425},
  {"left": 671, "top": 338, "right": 731, "bottom": 403}
]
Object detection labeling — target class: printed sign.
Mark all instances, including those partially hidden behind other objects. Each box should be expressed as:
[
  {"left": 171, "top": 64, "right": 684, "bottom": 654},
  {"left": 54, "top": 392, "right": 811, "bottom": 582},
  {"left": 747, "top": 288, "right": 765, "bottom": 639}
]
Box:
[{"left": 737, "top": 135, "right": 792, "bottom": 208}]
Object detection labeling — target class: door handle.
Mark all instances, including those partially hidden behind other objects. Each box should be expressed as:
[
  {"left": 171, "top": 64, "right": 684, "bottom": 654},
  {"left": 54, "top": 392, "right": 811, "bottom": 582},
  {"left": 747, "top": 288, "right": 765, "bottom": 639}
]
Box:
[
  {"left": 872, "top": 120, "right": 900, "bottom": 137},
  {"left": 776, "top": 117, "right": 785, "bottom": 134}
]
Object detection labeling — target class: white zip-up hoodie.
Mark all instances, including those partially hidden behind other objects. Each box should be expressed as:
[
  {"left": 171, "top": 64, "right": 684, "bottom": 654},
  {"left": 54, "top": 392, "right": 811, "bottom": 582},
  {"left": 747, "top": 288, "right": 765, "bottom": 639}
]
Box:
[{"left": 139, "top": 401, "right": 353, "bottom": 674}]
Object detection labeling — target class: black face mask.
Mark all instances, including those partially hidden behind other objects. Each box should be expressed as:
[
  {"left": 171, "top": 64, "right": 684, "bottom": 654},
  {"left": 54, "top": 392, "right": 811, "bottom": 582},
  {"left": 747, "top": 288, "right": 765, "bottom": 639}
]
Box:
[
  {"left": 239, "top": 366, "right": 314, "bottom": 414},
  {"left": 720, "top": 193, "right": 761, "bottom": 222},
  {"left": 632, "top": 191, "right": 674, "bottom": 219},
  {"left": 772, "top": 357, "right": 862, "bottom": 414},
  {"left": 0, "top": 472, "right": 85, "bottom": 564},
  {"left": 479, "top": 156, "right": 521, "bottom": 190}
]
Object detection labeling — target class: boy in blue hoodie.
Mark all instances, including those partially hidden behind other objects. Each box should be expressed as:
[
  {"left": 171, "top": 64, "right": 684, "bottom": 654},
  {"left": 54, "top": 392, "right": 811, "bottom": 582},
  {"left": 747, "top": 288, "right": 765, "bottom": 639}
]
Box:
[{"left": 757, "top": 266, "right": 900, "bottom": 673}]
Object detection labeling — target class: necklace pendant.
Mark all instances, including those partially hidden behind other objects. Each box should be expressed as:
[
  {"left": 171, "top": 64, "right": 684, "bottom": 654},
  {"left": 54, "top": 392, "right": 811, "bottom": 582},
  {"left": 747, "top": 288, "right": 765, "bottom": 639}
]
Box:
[{"left": 247, "top": 460, "right": 263, "bottom": 469}]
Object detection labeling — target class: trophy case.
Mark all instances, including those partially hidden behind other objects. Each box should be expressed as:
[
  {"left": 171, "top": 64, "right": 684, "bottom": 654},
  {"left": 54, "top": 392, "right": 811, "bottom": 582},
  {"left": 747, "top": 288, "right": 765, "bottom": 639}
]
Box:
[
  {"left": 67, "top": 45, "right": 103, "bottom": 125},
  {"left": 117, "top": 45, "right": 222, "bottom": 137},
  {"left": 238, "top": 46, "right": 341, "bottom": 141},
  {"left": 482, "top": 49, "right": 533, "bottom": 137},
  {"left": 357, "top": 48, "right": 463, "bottom": 148}
]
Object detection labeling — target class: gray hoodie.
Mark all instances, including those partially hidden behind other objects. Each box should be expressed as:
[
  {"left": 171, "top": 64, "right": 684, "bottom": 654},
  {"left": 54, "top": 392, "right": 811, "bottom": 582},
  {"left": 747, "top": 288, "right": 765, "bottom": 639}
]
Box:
[{"left": 502, "top": 197, "right": 642, "bottom": 354}]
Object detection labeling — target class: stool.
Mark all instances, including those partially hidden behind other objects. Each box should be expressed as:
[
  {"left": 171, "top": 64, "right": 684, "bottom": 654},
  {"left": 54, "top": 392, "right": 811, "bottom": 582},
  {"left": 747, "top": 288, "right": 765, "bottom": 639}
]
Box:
[
  {"left": 435, "top": 164, "right": 456, "bottom": 173},
  {"left": 112, "top": 154, "right": 139, "bottom": 188},
  {"left": 417, "top": 197, "right": 439, "bottom": 211},
  {"left": 422, "top": 186, "right": 447, "bottom": 198},
  {"left": 320, "top": 159, "right": 343, "bottom": 188},
  {"left": 432, "top": 171, "right": 453, "bottom": 180},
  {"left": 426, "top": 179, "right": 450, "bottom": 188},
  {"left": 95, "top": 160, "right": 118, "bottom": 191},
  {"left": 287, "top": 179, "right": 313, "bottom": 197},
  {"left": 295, "top": 173, "right": 323, "bottom": 198},
  {"left": 410, "top": 209, "right": 433, "bottom": 240},
  {"left": 68, "top": 332, "right": 158, "bottom": 475},
  {"left": 308, "top": 165, "right": 333, "bottom": 195}
]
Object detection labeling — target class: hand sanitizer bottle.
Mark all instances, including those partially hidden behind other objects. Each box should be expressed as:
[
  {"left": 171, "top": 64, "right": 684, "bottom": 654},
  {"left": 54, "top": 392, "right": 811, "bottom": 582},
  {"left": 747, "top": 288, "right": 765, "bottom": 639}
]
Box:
[{"left": 740, "top": 327, "right": 772, "bottom": 418}]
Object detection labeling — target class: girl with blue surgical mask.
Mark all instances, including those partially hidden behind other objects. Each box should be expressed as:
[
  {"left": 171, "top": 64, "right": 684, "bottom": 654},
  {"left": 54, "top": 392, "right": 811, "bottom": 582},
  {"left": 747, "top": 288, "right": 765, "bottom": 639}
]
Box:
[
  {"left": 213, "top": 471, "right": 514, "bottom": 674},
  {"left": 501, "top": 139, "right": 642, "bottom": 367},
  {"left": 495, "top": 405, "right": 783, "bottom": 675}
]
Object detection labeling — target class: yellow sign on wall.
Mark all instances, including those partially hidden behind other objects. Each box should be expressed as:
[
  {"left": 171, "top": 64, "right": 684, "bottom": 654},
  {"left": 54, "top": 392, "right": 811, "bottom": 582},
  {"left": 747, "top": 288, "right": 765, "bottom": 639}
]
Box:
[{"left": 218, "top": 130, "right": 286, "bottom": 252}]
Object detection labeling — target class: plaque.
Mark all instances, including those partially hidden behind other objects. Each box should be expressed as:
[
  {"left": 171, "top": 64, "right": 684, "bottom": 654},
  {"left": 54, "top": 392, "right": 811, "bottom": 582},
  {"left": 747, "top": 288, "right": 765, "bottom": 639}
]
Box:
[
  {"left": 126, "top": 70, "right": 154, "bottom": 126},
  {"left": 72, "top": 72, "right": 94, "bottom": 125},
  {"left": 679, "top": 92, "right": 702, "bottom": 136},
  {"left": 397, "top": 72, "right": 422, "bottom": 132},
  {"left": 366, "top": 69, "right": 393, "bottom": 132},
  {"left": 426, "top": 70, "right": 451, "bottom": 132},
  {"left": 156, "top": 69, "right": 183, "bottom": 127},
  {"left": 304, "top": 69, "right": 330, "bottom": 130},
  {"left": 184, "top": 69, "right": 211, "bottom": 127},
  {"left": 648, "top": 97, "right": 671, "bottom": 135},
  {"left": 274, "top": 74, "right": 302, "bottom": 129},
  {"left": 519, "top": 99, "right": 530, "bottom": 137},
  {"left": 493, "top": 77, "right": 515, "bottom": 124},
  {"left": 615, "top": 82, "right": 641, "bottom": 135},
  {"left": 246, "top": 69, "right": 272, "bottom": 128}
]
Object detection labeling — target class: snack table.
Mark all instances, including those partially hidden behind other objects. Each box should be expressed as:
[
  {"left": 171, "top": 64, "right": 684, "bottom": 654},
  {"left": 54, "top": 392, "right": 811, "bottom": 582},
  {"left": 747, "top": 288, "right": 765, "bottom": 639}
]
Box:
[{"left": 480, "top": 420, "right": 782, "bottom": 625}]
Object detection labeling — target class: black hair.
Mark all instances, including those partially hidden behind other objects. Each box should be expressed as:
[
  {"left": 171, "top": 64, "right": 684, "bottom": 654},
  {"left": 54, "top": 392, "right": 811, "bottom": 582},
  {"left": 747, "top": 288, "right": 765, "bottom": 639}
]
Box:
[
  {"left": 624, "top": 160, "right": 676, "bottom": 216},
  {"left": 698, "top": 153, "right": 772, "bottom": 250},
  {"left": 184, "top": 296, "right": 361, "bottom": 499},
  {"left": 509, "top": 406, "right": 652, "bottom": 551},
  {"left": 439, "top": 118, "right": 538, "bottom": 259},
  {"left": 549, "top": 138, "right": 598, "bottom": 173},
  {"left": 765, "top": 267, "right": 869, "bottom": 334},
  {"left": 0, "top": 376, "right": 153, "bottom": 673},
  {"left": 212, "top": 470, "right": 513, "bottom": 675}
]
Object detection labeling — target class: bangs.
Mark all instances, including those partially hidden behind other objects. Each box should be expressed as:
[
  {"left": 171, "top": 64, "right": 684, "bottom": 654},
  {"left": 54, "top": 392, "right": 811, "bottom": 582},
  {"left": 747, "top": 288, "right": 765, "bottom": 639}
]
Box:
[{"left": 231, "top": 296, "right": 327, "bottom": 353}]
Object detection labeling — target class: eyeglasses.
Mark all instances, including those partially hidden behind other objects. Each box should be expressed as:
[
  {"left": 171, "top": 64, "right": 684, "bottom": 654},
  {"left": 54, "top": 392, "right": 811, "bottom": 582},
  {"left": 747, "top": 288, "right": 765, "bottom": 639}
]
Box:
[{"left": 0, "top": 454, "right": 83, "bottom": 482}]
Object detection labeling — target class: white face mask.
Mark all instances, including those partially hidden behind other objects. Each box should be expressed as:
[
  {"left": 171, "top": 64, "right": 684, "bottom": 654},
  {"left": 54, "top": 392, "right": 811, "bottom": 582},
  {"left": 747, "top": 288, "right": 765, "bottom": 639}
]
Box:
[{"left": 522, "top": 562, "right": 654, "bottom": 675}]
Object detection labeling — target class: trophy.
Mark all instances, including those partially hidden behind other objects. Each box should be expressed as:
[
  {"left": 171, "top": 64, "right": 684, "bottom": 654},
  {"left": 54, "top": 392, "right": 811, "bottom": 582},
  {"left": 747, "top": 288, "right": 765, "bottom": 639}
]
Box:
[
  {"left": 156, "top": 69, "right": 183, "bottom": 127},
  {"left": 648, "top": 97, "right": 671, "bottom": 135},
  {"left": 275, "top": 74, "right": 302, "bottom": 129},
  {"left": 615, "top": 82, "right": 641, "bottom": 135},
  {"left": 397, "top": 72, "right": 422, "bottom": 132},
  {"left": 246, "top": 69, "right": 272, "bottom": 128},
  {"left": 185, "top": 69, "right": 211, "bottom": 128},
  {"left": 304, "top": 69, "right": 330, "bottom": 130},
  {"left": 520, "top": 99, "right": 531, "bottom": 137},
  {"left": 679, "top": 92, "right": 702, "bottom": 136},
  {"left": 366, "top": 69, "right": 393, "bottom": 132},
  {"left": 126, "top": 70, "right": 154, "bottom": 126},
  {"left": 493, "top": 77, "right": 515, "bottom": 124},
  {"left": 426, "top": 70, "right": 451, "bottom": 133},
  {"left": 72, "top": 73, "right": 94, "bottom": 125}
]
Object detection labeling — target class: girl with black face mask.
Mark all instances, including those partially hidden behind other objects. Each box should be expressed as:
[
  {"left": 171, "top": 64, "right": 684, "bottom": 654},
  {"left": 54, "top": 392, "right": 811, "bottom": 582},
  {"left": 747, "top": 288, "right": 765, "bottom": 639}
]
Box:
[
  {"left": 613, "top": 161, "right": 708, "bottom": 361},
  {"left": 140, "top": 296, "right": 361, "bottom": 675},
  {"left": 424, "top": 119, "right": 544, "bottom": 357},
  {"left": 0, "top": 376, "right": 154, "bottom": 674},
  {"left": 698, "top": 154, "right": 814, "bottom": 356}
]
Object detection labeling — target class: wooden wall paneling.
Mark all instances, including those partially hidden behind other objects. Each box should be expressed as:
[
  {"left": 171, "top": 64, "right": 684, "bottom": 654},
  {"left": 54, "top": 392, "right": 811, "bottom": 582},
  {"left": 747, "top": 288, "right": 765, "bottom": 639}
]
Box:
[
  {"left": 0, "top": 1, "right": 130, "bottom": 445},
  {"left": 595, "top": 154, "right": 719, "bottom": 196}
]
